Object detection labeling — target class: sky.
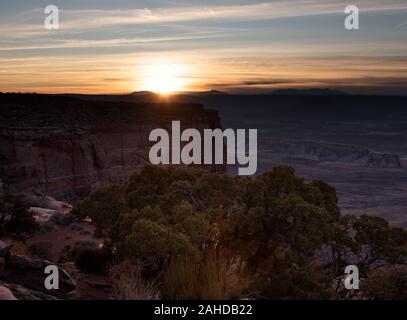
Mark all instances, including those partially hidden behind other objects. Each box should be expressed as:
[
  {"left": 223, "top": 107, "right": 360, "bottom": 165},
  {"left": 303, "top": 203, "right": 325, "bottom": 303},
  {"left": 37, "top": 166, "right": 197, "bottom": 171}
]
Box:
[{"left": 0, "top": 0, "right": 406, "bottom": 94}]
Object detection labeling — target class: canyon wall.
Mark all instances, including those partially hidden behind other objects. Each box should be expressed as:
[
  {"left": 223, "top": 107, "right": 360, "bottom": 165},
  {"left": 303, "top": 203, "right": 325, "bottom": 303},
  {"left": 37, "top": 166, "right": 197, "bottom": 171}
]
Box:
[{"left": 0, "top": 93, "right": 224, "bottom": 200}]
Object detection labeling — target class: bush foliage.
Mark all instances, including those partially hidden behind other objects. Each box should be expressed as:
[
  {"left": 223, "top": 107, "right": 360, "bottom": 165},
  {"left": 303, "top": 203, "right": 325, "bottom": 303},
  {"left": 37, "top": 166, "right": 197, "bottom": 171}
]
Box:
[
  {"left": 0, "top": 200, "right": 38, "bottom": 238},
  {"left": 75, "top": 165, "right": 407, "bottom": 299}
]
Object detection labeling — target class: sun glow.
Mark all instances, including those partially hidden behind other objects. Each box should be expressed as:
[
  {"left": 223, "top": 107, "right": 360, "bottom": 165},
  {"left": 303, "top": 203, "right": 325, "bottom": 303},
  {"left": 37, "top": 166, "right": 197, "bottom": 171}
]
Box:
[{"left": 140, "top": 62, "right": 188, "bottom": 94}]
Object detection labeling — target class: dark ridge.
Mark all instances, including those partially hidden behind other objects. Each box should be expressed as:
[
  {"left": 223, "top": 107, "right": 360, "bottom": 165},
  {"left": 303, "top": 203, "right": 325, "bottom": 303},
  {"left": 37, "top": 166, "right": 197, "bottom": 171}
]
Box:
[{"left": 50, "top": 91, "right": 407, "bottom": 122}]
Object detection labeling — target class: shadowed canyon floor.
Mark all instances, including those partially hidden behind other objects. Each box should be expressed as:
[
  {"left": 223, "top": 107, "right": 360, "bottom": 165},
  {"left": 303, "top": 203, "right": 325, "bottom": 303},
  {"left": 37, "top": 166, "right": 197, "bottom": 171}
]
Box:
[{"left": 68, "top": 92, "right": 407, "bottom": 228}]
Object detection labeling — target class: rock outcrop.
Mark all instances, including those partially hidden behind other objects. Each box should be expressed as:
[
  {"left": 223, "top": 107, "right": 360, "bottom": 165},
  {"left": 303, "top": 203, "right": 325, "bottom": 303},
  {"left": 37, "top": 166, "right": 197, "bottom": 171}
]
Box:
[
  {"left": 0, "top": 253, "right": 76, "bottom": 299},
  {"left": 267, "top": 140, "right": 402, "bottom": 168},
  {"left": 0, "top": 93, "right": 224, "bottom": 200},
  {"left": 366, "top": 152, "right": 401, "bottom": 168},
  {"left": 0, "top": 282, "right": 57, "bottom": 300},
  {"left": 0, "top": 285, "right": 17, "bottom": 300},
  {"left": 1, "top": 240, "right": 74, "bottom": 300}
]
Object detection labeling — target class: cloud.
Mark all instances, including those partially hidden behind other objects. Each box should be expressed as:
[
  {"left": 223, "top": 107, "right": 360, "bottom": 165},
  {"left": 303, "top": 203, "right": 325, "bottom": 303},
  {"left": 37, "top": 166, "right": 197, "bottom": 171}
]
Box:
[
  {"left": 395, "top": 19, "right": 407, "bottom": 29},
  {"left": 50, "top": 1, "right": 407, "bottom": 30},
  {"left": 208, "top": 79, "right": 294, "bottom": 87},
  {"left": 103, "top": 78, "right": 131, "bottom": 82},
  {"left": 0, "top": 34, "right": 225, "bottom": 51},
  {"left": 3, "top": 0, "right": 407, "bottom": 38}
]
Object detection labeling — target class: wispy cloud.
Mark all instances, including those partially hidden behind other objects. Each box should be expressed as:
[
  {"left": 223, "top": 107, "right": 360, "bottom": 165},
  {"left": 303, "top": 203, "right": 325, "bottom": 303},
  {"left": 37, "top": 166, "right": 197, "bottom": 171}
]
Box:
[
  {"left": 3, "top": 0, "right": 407, "bottom": 39},
  {"left": 395, "top": 19, "right": 407, "bottom": 29},
  {"left": 0, "top": 34, "right": 226, "bottom": 51},
  {"left": 208, "top": 79, "right": 295, "bottom": 87},
  {"left": 44, "top": 1, "right": 407, "bottom": 30},
  {"left": 1, "top": 0, "right": 406, "bottom": 94}
]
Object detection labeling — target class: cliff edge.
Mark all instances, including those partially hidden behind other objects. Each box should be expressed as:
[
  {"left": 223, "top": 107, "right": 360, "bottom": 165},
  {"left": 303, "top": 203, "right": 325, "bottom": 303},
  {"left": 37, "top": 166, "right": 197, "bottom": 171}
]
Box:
[{"left": 0, "top": 93, "right": 224, "bottom": 200}]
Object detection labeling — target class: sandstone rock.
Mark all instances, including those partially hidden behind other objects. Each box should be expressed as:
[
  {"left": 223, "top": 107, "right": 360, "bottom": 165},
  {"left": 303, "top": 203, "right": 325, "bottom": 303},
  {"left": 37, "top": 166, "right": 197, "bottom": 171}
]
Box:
[
  {"left": 0, "top": 285, "right": 17, "bottom": 300},
  {"left": 1, "top": 254, "right": 76, "bottom": 298},
  {"left": 66, "top": 290, "right": 81, "bottom": 300},
  {"left": 38, "top": 196, "right": 73, "bottom": 213},
  {"left": 29, "top": 207, "right": 57, "bottom": 224},
  {"left": 0, "top": 94, "right": 224, "bottom": 200},
  {"left": 12, "top": 193, "right": 72, "bottom": 212},
  {"left": 0, "top": 282, "right": 57, "bottom": 300},
  {"left": 5, "top": 194, "right": 73, "bottom": 225}
]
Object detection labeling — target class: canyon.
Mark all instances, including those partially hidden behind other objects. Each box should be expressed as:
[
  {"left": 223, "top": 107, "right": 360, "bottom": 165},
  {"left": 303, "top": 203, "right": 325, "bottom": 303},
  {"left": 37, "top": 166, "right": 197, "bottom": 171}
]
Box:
[
  {"left": 61, "top": 92, "right": 407, "bottom": 227},
  {"left": 1, "top": 92, "right": 407, "bottom": 227}
]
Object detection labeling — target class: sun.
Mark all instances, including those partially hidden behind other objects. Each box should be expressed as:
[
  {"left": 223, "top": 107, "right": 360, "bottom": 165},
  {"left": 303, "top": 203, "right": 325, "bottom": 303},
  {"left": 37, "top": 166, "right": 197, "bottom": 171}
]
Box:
[{"left": 141, "top": 63, "right": 187, "bottom": 95}]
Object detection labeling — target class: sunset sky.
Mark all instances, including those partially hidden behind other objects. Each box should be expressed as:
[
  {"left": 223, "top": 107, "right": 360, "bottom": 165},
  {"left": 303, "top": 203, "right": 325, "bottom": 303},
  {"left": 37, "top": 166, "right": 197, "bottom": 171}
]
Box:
[{"left": 0, "top": 0, "right": 406, "bottom": 94}]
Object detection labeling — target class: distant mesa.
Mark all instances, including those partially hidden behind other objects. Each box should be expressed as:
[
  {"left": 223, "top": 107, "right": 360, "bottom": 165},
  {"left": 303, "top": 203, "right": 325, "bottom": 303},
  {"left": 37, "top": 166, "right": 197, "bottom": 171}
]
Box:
[
  {"left": 271, "top": 88, "right": 348, "bottom": 96},
  {"left": 130, "top": 90, "right": 227, "bottom": 96},
  {"left": 129, "top": 91, "right": 157, "bottom": 96}
]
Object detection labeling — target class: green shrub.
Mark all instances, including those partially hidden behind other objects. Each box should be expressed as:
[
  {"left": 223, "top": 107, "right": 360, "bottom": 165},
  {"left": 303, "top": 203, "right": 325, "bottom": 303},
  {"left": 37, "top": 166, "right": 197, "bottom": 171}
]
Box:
[
  {"left": 121, "top": 219, "right": 199, "bottom": 268},
  {"left": 0, "top": 200, "right": 38, "bottom": 237},
  {"left": 364, "top": 265, "right": 407, "bottom": 300},
  {"left": 76, "top": 185, "right": 126, "bottom": 238},
  {"left": 75, "top": 165, "right": 407, "bottom": 300}
]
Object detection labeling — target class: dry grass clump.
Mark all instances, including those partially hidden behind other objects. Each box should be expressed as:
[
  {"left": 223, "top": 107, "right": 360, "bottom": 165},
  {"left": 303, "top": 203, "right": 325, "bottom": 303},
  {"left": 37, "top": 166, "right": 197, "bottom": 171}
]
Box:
[
  {"left": 110, "top": 260, "right": 160, "bottom": 300},
  {"left": 164, "top": 251, "right": 247, "bottom": 299}
]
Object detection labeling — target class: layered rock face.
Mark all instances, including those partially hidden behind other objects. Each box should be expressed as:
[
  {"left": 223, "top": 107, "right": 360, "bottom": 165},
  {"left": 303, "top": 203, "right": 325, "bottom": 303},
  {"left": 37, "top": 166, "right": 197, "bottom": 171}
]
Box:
[
  {"left": 266, "top": 140, "right": 402, "bottom": 168},
  {"left": 0, "top": 241, "right": 76, "bottom": 300},
  {"left": 0, "top": 93, "right": 224, "bottom": 200}
]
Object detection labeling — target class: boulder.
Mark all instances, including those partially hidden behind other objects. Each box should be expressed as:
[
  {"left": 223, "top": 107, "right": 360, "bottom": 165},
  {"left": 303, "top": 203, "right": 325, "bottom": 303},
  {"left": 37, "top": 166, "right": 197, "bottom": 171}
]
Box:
[
  {"left": 38, "top": 196, "right": 73, "bottom": 214},
  {"left": 29, "top": 207, "right": 57, "bottom": 224},
  {"left": 1, "top": 254, "right": 76, "bottom": 298},
  {"left": 0, "top": 285, "right": 17, "bottom": 300},
  {"left": 0, "top": 282, "right": 57, "bottom": 300}
]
